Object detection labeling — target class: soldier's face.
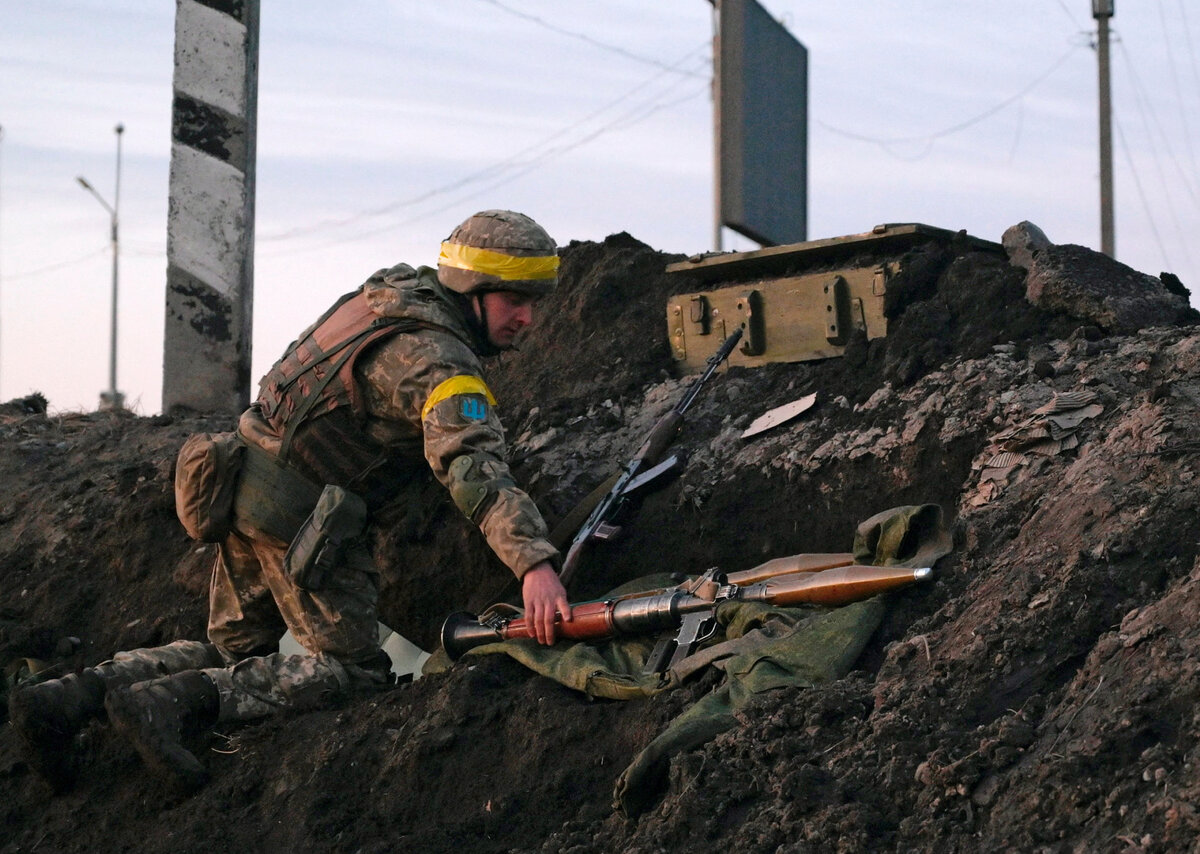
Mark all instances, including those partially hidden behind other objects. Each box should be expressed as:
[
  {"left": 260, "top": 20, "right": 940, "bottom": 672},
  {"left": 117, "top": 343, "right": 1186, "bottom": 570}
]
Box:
[{"left": 477, "top": 290, "right": 536, "bottom": 348}]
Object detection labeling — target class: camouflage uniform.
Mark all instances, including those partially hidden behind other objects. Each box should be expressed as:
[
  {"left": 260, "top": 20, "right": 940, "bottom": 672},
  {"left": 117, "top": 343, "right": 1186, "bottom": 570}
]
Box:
[
  {"left": 188, "top": 263, "right": 554, "bottom": 722},
  {"left": 8, "top": 213, "right": 562, "bottom": 792}
]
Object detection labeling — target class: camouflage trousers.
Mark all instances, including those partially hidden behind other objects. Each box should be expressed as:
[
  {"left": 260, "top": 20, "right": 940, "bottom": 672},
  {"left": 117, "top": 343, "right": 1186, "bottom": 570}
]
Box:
[
  {"left": 97, "top": 522, "right": 390, "bottom": 723},
  {"left": 96, "top": 640, "right": 383, "bottom": 722},
  {"left": 203, "top": 521, "right": 390, "bottom": 719},
  {"left": 208, "top": 523, "right": 382, "bottom": 666}
]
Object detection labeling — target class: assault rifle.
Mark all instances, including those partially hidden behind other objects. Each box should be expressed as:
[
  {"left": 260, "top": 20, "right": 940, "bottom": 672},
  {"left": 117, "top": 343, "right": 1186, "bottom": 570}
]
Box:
[
  {"left": 558, "top": 326, "right": 744, "bottom": 587},
  {"left": 442, "top": 556, "right": 932, "bottom": 673}
]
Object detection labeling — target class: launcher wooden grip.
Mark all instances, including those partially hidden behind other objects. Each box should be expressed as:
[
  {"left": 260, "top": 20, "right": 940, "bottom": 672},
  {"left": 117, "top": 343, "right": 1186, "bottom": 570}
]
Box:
[{"left": 497, "top": 600, "right": 614, "bottom": 642}]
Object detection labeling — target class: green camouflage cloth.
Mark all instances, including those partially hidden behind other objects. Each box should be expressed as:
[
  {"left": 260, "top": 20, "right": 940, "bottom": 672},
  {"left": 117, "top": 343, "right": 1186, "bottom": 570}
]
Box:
[
  {"left": 201, "top": 652, "right": 387, "bottom": 722},
  {"left": 93, "top": 640, "right": 225, "bottom": 686},
  {"left": 207, "top": 524, "right": 383, "bottom": 668},
  {"left": 434, "top": 504, "right": 953, "bottom": 817},
  {"left": 203, "top": 434, "right": 398, "bottom": 720}
]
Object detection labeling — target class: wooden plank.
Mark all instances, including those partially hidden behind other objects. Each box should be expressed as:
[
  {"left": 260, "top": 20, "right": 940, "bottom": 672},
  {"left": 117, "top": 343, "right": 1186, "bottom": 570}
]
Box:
[{"left": 666, "top": 222, "right": 1000, "bottom": 284}]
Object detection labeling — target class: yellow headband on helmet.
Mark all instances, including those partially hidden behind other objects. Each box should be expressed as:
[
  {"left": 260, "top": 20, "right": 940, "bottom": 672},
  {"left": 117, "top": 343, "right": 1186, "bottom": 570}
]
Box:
[{"left": 439, "top": 242, "right": 559, "bottom": 281}]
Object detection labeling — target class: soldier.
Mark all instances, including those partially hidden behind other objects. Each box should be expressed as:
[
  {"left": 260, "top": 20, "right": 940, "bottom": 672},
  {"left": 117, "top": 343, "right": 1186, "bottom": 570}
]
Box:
[{"left": 8, "top": 209, "right": 572, "bottom": 792}]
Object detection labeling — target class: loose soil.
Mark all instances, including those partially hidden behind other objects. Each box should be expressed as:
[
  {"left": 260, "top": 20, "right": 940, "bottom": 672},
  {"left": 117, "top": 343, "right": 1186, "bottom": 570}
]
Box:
[{"left": 2, "top": 229, "right": 1199, "bottom": 853}]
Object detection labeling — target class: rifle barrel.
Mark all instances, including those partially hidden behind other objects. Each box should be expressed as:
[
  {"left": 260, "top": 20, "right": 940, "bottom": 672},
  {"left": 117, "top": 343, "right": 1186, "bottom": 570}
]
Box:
[
  {"left": 676, "top": 326, "right": 743, "bottom": 414},
  {"left": 557, "top": 326, "right": 743, "bottom": 589}
]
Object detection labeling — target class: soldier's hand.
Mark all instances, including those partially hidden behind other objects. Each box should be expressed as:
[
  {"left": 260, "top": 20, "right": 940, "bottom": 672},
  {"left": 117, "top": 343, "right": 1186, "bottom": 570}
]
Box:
[{"left": 521, "top": 562, "right": 572, "bottom": 645}]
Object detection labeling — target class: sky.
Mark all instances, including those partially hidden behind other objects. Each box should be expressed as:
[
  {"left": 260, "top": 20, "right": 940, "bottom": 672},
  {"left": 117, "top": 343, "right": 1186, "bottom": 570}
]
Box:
[{"left": 1, "top": 0, "right": 1198, "bottom": 414}]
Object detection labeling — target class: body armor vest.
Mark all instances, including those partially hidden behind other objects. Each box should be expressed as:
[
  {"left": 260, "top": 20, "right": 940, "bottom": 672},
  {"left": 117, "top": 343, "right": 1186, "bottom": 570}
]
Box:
[{"left": 256, "top": 289, "right": 433, "bottom": 508}]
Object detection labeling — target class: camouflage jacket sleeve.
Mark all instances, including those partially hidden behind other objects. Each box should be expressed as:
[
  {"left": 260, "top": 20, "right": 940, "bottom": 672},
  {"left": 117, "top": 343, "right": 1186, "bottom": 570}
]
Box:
[{"left": 356, "top": 328, "right": 559, "bottom": 579}]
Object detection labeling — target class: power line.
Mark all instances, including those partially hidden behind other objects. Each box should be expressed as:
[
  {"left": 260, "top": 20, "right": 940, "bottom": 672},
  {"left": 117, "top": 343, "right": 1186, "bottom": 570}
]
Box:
[
  {"left": 1116, "top": 34, "right": 1200, "bottom": 229},
  {"left": 1115, "top": 117, "right": 1171, "bottom": 269},
  {"left": 261, "top": 77, "right": 710, "bottom": 257},
  {"left": 378, "top": 88, "right": 709, "bottom": 235},
  {"left": 816, "top": 42, "right": 1084, "bottom": 158},
  {"left": 6, "top": 246, "right": 109, "bottom": 281},
  {"left": 471, "top": 0, "right": 707, "bottom": 79},
  {"left": 1053, "top": 0, "right": 1086, "bottom": 31},
  {"left": 259, "top": 46, "right": 710, "bottom": 254},
  {"left": 1159, "top": 0, "right": 1200, "bottom": 183},
  {"left": 1179, "top": 0, "right": 1200, "bottom": 105},
  {"left": 260, "top": 41, "right": 710, "bottom": 245}
]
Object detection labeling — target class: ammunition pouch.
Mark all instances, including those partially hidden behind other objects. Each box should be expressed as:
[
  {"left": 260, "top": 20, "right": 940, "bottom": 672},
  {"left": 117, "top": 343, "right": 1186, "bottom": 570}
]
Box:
[
  {"left": 284, "top": 485, "right": 368, "bottom": 590},
  {"left": 232, "top": 442, "right": 324, "bottom": 543},
  {"left": 446, "top": 452, "right": 516, "bottom": 522},
  {"left": 230, "top": 442, "right": 368, "bottom": 590},
  {"left": 174, "top": 432, "right": 246, "bottom": 542}
]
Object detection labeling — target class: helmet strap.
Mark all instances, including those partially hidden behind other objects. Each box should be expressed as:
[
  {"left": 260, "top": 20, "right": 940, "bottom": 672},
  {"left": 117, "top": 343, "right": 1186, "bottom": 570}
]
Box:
[
  {"left": 465, "top": 291, "right": 501, "bottom": 356},
  {"left": 440, "top": 282, "right": 501, "bottom": 356},
  {"left": 473, "top": 293, "right": 490, "bottom": 337}
]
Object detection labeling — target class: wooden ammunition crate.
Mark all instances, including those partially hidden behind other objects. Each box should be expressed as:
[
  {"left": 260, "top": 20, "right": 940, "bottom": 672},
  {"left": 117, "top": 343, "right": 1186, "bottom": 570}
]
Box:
[{"left": 664, "top": 223, "right": 1001, "bottom": 371}]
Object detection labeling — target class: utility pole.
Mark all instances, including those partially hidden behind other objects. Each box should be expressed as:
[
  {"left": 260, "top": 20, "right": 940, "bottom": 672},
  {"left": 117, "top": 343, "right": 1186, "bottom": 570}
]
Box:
[
  {"left": 77, "top": 122, "right": 124, "bottom": 410},
  {"left": 163, "top": 0, "right": 259, "bottom": 415},
  {"left": 1093, "top": 0, "right": 1115, "bottom": 257},
  {"left": 0, "top": 123, "right": 4, "bottom": 401},
  {"left": 710, "top": 0, "right": 722, "bottom": 251}
]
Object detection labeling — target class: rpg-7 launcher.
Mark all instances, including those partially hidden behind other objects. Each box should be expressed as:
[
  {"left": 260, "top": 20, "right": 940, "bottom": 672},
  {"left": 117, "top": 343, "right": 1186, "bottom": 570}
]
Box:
[
  {"left": 442, "top": 557, "right": 932, "bottom": 673},
  {"left": 558, "top": 326, "right": 744, "bottom": 588}
]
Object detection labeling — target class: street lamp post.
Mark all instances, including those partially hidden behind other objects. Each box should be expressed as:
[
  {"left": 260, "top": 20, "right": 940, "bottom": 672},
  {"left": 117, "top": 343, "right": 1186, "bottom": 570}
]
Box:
[{"left": 77, "top": 122, "right": 124, "bottom": 410}]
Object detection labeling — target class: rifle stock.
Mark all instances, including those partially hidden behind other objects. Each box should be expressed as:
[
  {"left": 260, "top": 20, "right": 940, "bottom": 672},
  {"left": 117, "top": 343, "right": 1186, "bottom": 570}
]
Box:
[
  {"left": 558, "top": 327, "right": 743, "bottom": 588},
  {"left": 635, "top": 410, "right": 684, "bottom": 463}
]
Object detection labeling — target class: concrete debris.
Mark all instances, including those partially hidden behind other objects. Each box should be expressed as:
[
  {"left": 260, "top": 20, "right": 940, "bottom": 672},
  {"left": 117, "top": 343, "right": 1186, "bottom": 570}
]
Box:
[
  {"left": 1025, "top": 243, "right": 1195, "bottom": 334},
  {"left": 1001, "top": 220, "right": 1052, "bottom": 271}
]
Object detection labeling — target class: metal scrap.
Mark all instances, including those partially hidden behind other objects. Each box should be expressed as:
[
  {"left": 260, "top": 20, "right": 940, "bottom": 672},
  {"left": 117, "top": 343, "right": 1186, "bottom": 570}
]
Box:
[
  {"left": 969, "top": 390, "right": 1105, "bottom": 506},
  {"left": 742, "top": 393, "right": 817, "bottom": 439}
]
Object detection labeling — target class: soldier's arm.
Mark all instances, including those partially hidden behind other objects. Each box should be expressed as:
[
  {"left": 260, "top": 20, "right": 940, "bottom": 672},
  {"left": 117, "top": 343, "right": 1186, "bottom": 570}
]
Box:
[
  {"left": 521, "top": 561, "right": 572, "bottom": 644},
  {"left": 360, "top": 330, "right": 560, "bottom": 579}
]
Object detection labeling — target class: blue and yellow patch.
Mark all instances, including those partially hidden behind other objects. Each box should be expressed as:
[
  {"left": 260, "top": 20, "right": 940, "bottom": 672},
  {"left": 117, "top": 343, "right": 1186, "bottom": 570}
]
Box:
[
  {"left": 459, "top": 395, "right": 489, "bottom": 422},
  {"left": 422, "top": 375, "right": 498, "bottom": 422}
]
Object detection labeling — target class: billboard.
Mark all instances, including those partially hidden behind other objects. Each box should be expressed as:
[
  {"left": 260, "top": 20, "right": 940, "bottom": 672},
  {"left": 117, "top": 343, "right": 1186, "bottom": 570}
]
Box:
[{"left": 717, "top": 0, "right": 808, "bottom": 246}]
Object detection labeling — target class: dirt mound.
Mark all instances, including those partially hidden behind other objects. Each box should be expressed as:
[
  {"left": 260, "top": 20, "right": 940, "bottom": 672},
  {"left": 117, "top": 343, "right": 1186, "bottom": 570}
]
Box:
[{"left": 2, "top": 229, "right": 1199, "bottom": 853}]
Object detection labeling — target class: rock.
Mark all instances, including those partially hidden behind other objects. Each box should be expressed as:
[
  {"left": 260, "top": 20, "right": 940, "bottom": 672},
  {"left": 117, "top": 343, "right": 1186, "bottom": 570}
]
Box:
[
  {"left": 1002, "top": 221, "right": 1053, "bottom": 271},
  {"left": 1160, "top": 271, "right": 1191, "bottom": 301},
  {"left": 1025, "top": 243, "right": 1194, "bottom": 334}
]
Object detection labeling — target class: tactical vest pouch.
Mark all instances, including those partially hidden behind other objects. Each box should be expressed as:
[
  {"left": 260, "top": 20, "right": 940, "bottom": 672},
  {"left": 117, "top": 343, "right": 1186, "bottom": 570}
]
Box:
[
  {"left": 284, "top": 485, "right": 368, "bottom": 590},
  {"left": 233, "top": 442, "right": 325, "bottom": 543},
  {"left": 174, "top": 432, "right": 246, "bottom": 542}
]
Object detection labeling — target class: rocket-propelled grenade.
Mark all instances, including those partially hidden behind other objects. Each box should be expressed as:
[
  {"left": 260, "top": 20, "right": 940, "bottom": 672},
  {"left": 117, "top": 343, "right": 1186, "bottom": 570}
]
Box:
[{"left": 441, "top": 561, "right": 933, "bottom": 669}]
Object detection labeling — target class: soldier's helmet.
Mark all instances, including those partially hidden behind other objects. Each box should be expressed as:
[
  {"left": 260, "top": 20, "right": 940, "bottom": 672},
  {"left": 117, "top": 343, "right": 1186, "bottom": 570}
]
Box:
[{"left": 437, "top": 210, "right": 559, "bottom": 297}]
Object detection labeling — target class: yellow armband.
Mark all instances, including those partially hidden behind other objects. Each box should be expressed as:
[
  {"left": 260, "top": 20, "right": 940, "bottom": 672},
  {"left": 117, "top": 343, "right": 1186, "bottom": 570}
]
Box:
[{"left": 421, "top": 375, "right": 498, "bottom": 422}]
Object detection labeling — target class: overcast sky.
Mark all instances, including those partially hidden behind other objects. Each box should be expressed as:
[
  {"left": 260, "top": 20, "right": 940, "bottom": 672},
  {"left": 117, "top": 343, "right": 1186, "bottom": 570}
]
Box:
[{"left": 2, "top": 1, "right": 1198, "bottom": 414}]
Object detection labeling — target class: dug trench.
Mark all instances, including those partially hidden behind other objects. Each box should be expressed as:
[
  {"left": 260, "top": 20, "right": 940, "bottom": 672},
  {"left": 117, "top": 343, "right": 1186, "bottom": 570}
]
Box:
[{"left": 1, "top": 228, "right": 1199, "bottom": 853}]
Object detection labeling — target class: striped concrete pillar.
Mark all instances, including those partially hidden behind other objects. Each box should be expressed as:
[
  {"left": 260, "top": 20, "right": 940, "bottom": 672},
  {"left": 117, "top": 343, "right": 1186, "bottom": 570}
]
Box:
[{"left": 163, "top": 0, "right": 259, "bottom": 415}]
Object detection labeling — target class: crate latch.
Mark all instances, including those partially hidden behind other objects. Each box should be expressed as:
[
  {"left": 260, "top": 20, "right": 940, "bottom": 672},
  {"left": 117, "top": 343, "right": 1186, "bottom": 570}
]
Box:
[
  {"left": 824, "top": 276, "right": 852, "bottom": 345},
  {"left": 735, "top": 290, "right": 765, "bottom": 356}
]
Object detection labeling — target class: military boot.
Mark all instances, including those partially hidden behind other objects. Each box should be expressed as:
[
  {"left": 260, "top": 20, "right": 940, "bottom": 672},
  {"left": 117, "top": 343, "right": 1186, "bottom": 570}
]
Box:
[
  {"left": 7, "top": 669, "right": 106, "bottom": 792},
  {"left": 104, "top": 671, "right": 220, "bottom": 793}
]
